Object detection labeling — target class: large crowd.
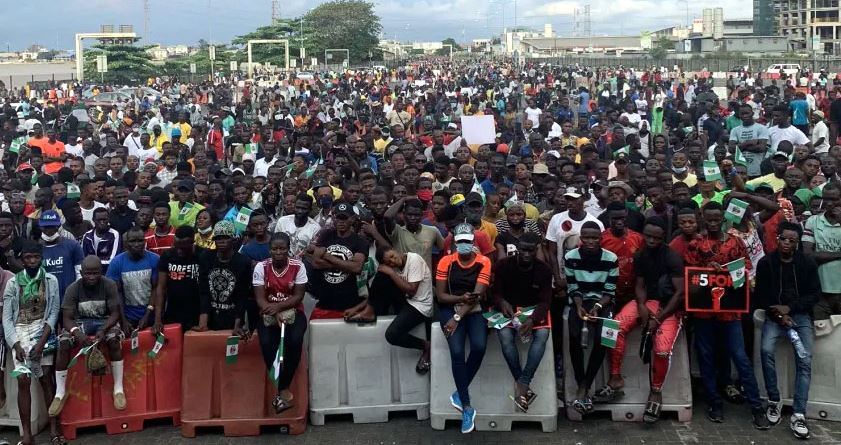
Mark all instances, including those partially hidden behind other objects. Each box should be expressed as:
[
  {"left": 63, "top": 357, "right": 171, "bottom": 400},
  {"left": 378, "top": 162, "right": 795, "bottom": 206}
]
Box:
[{"left": 0, "top": 59, "right": 839, "bottom": 443}]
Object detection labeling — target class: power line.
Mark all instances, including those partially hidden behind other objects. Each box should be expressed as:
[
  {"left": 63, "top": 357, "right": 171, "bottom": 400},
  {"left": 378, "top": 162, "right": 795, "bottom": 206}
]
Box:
[{"left": 271, "top": 0, "right": 281, "bottom": 24}]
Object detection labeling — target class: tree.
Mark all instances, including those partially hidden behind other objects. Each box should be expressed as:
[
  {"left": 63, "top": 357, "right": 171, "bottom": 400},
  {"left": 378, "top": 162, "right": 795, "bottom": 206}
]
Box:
[
  {"left": 649, "top": 37, "right": 674, "bottom": 59},
  {"left": 84, "top": 44, "right": 155, "bottom": 85},
  {"left": 162, "top": 45, "right": 239, "bottom": 78},
  {"left": 234, "top": 0, "right": 381, "bottom": 65},
  {"left": 435, "top": 38, "right": 462, "bottom": 56}
]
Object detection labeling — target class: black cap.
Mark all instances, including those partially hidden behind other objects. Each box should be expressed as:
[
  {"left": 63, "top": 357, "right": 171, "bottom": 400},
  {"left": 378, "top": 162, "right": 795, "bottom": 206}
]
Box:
[
  {"left": 311, "top": 178, "right": 329, "bottom": 190},
  {"left": 176, "top": 179, "right": 195, "bottom": 192},
  {"left": 333, "top": 202, "right": 355, "bottom": 217},
  {"left": 465, "top": 192, "right": 484, "bottom": 206}
]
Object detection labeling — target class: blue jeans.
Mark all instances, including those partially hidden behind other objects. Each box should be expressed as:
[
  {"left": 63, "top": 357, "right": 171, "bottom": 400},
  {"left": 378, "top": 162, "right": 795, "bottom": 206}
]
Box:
[
  {"left": 440, "top": 307, "right": 487, "bottom": 408},
  {"left": 694, "top": 318, "right": 762, "bottom": 410},
  {"left": 498, "top": 327, "right": 550, "bottom": 386},
  {"left": 760, "top": 314, "right": 814, "bottom": 414}
]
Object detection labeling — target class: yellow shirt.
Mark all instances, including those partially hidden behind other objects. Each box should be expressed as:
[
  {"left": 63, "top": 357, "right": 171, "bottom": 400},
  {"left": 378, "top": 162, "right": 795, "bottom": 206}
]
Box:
[
  {"left": 746, "top": 174, "right": 786, "bottom": 193},
  {"left": 479, "top": 219, "right": 499, "bottom": 245},
  {"left": 177, "top": 122, "right": 192, "bottom": 144},
  {"left": 194, "top": 232, "right": 216, "bottom": 250},
  {"left": 673, "top": 173, "right": 698, "bottom": 188}
]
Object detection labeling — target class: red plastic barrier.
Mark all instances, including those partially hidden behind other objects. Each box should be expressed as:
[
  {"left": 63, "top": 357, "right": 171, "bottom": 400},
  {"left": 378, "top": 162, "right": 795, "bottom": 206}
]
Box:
[
  {"left": 180, "top": 330, "right": 308, "bottom": 437},
  {"left": 60, "top": 324, "right": 183, "bottom": 440}
]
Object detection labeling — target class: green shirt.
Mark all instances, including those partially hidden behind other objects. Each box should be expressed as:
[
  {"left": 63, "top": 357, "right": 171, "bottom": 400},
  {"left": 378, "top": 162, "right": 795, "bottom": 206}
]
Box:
[
  {"left": 169, "top": 201, "right": 205, "bottom": 228},
  {"left": 803, "top": 214, "right": 841, "bottom": 293}
]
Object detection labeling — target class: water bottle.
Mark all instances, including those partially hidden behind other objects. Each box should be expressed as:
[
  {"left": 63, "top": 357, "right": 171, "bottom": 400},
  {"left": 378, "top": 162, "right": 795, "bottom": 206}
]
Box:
[
  {"left": 581, "top": 324, "right": 590, "bottom": 349},
  {"left": 788, "top": 328, "right": 808, "bottom": 359}
]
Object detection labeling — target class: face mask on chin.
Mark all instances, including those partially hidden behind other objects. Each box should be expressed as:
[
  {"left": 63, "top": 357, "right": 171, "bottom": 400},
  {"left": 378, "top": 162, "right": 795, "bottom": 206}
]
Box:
[{"left": 41, "top": 232, "right": 60, "bottom": 242}]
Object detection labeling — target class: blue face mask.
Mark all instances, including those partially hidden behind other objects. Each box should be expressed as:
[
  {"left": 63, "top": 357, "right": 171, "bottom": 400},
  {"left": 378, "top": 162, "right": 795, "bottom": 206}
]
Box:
[
  {"left": 456, "top": 243, "right": 473, "bottom": 255},
  {"left": 318, "top": 196, "right": 333, "bottom": 208}
]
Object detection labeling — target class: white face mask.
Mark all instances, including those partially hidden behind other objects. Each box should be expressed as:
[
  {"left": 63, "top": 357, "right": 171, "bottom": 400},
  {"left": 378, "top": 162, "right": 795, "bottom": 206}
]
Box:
[
  {"left": 198, "top": 226, "right": 213, "bottom": 235},
  {"left": 41, "top": 231, "right": 61, "bottom": 242}
]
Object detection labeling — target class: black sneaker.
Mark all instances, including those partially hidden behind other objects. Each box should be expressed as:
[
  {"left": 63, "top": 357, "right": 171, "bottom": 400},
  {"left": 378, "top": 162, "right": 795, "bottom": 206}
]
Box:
[
  {"left": 752, "top": 408, "right": 771, "bottom": 430},
  {"left": 707, "top": 405, "right": 724, "bottom": 423}
]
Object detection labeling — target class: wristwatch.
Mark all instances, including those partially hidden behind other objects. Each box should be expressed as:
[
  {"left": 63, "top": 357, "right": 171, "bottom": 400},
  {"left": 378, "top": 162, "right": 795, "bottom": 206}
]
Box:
[{"left": 453, "top": 313, "right": 462, "bottom": 322}]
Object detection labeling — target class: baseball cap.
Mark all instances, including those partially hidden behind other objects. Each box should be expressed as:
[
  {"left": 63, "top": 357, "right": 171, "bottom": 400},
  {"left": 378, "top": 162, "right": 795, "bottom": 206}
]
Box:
[
  {"left": 16, "top": 163, "right": 34, "bottom": 173},
  {"left": 231, "top": 167, "right": 246, "bottom": 175},
  {"left": 772, "top": 151, "right": 790, "bottom": 160},
  {"left": 176, "top": 180, "right": 195, "bottom": 192},
  {"left": 747, "top": 182, "right": 774, "bottom": 193},
  {"left": 449, "top": 193, "right": 465, "bottom": 206},
  {"left": 533, "top": 163, "right": 550, "bottom": 175},
  {"left": 465, "top": 192, "right": 484, "bottom": 207},
  {"left": 608, "top": 181, "right": 634, "bottom": 196},
  {"left": 213, "top": 220, "right": 235, "bottom": 238},
  {"left": 333, "top": 202, "right": 356, "bottom": 218},
  {"left": 814, "top": 110, "right": 825, "bottom": 119},
  {"left": 311, "top": 178, "right": 329, "bottom": 190},
  {"left": 38, "top": 210, "right": 62, "bottom": 228},
  {"left": 563, "top": 186, "right": 582, "bottom": 199},
  {"left": 453, "top": 223, "right": 475, "bottom": 243}
]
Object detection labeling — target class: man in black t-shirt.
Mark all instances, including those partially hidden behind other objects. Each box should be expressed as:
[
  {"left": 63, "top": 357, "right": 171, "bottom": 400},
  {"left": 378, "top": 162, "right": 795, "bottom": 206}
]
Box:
[
  {"left": 303, "top": 202, "right": 370, "bottom": 320},
  {"left": 593, "top": 217, "right": 684, "bottom": 423},
  {"left": 196, "top": 220, "right": 250, "bottom": 335},
  {"left": 154, "top": 226, "right": 201, "bottom": 334}
]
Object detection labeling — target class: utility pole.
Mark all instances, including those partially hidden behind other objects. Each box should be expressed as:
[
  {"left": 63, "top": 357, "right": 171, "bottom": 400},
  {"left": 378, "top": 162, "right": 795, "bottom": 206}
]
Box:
[{"left": 143, "top": 0, "right": 150, "bottom": 41}]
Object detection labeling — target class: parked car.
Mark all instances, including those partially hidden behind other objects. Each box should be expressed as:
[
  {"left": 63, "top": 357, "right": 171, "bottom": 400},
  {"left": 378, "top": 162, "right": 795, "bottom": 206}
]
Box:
[
  {"left": 84, "top": 91, "right": 133, "bottom": 107},
  {"left": 766, "top": 63, "right": 802, "bottom": 76},
  {"left": 118, "top": 86, "right": 161, "bottom": 102},
  {"left": 296, "top": 71, "right": 314, "bottom": 80}
]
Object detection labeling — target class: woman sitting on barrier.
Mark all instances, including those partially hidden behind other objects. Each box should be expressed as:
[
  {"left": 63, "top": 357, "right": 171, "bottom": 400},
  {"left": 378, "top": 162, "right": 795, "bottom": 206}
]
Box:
[
  {"left": 374, "top": 246, "right": 433, "bottom": 375},
  {"left": 253, "top": 232, "right": 308, "bottom": 413},
  {"left": 435, "top": 223, "right": 491, "bottom": 434}
]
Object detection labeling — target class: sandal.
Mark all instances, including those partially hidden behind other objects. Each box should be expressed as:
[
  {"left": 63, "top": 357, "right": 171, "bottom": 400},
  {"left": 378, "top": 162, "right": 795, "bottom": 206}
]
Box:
[
  {"left": 50, "top": 436, "right": 67, "bottom": 445},
  {"left": 643, "top": 400, "right": 662, "bottom": 424},
  {"left": 723, "top": 384, "right": 744, "bottom": 404},
  {"left": 511, "top": 394, "right": 530, "bottom": 412},
  {"left": 271, "top": 395, "right": 294, "bottom": 414},
  {"left": 415, "top": 356, "right": 430, "bottom": 375},
  {"left": 344, "top": 314, "right": 376, "bottom": 324},
  {"left": 583, "top": 397, "right": 594, "bottom": 413},
  {"left": 592, "top": 384, "right": 624, "bottom": 403},
  {"left": 525, "top": 388, "right": 537, "bottom": 405},
  {"left": 571, "top": 398, "right": 587, "bottom": 414}
]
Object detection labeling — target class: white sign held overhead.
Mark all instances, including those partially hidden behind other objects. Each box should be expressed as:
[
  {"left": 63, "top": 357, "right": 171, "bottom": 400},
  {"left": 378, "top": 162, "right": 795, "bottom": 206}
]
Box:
[{"left": 460, "top": 115, "right": 496, "bottom": 145}]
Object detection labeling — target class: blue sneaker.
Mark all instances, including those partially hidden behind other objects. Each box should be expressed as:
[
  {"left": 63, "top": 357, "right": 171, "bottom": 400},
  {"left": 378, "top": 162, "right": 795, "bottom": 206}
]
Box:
[
  {"left": 461, "top": 407, "right": 476, "bottom": 433},
  {"left": 450, "top": 391, "right": 463, "bottom": 412}
]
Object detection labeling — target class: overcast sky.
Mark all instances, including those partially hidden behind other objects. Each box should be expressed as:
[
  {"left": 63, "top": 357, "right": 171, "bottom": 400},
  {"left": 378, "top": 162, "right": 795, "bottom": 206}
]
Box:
[{"left": 4, "top": 0, "right": 753, "bottom": 51}]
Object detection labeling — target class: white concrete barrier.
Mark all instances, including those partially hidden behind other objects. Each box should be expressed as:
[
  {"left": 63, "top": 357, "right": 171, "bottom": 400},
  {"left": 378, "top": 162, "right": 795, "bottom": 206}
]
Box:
[
  {"left": 308, "top": 316, "right": 430, "bottom": 425},
  {"left": 0, "top": 349, "right": 49, "bottom": 435}
]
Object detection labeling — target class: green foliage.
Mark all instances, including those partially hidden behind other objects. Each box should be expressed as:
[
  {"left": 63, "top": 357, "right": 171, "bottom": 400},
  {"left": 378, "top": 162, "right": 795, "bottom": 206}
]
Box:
[
  {"left": 161, "top": 45, "right": 239, "bottom": 78},
  {"left": 648, "top": 37, "right": 674, "bottom": 59},
  {"left": 435, "top": 38, "right": 462, "bottom": 56},
  {"left": 84, "top": 44, "right": 155, "bottom": 84},
  {"left": 234, "top": 0, "right": 381, "bottom": 64}
]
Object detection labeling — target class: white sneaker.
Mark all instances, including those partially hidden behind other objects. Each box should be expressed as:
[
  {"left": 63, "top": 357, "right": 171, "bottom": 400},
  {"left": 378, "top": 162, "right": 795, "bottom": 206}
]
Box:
[
  {"left": 766, "top": 399, "right": 783, "bottom": 425},
  {"left": 790, "top": 413, "right": 810, "bottom": 440}
]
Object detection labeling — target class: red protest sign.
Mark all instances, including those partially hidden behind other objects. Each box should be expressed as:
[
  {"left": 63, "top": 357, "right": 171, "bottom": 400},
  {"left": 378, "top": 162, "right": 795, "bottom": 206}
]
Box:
[{"left": 684, "top": 267, "right": 750, "bottom": 314}]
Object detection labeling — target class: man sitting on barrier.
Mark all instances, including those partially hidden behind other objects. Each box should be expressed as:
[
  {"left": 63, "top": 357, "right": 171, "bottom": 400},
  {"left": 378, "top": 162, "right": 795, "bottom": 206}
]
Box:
[
  {"left": 303, "top": 202, "right": 370, "bottom": 321},
  {"left": 436, "top": 223, "right": 491, "bottom": 434},
  {"left": 253, "top": 233, "right": 307, "bottom": 414},
  {"left": 597, "top": 217, "right": 684, "bottom": 423},
  {"left": 106, "top": 227, "right": 159, "bottom": 335},
  {"left": 2, "top": 240, "right": 61, "bottom": 445},
  {"left": 372, "top": 245, "right": 434, "bottom": 374},
  {"left": 685, "top": 202, "right": 768, "bottom": 429},
  {"left": 756, "top": 221, "right": 820, "bottom": 439},
  {"left": 49, "top": 255, "right": 124, "bottom": 419},
  {"left": 565, "top": 221, "right": 619, "bottom": 415},
  {"left": 196, "top": 220, "right": 251, "bottom": 335},
  {"left": 491, "top": 232, "right": 552, "bottom": 412}
]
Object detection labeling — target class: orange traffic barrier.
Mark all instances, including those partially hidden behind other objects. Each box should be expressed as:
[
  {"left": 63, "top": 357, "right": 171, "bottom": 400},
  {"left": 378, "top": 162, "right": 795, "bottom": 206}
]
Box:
[
  {"left": 60, "top": 324, "right": 183, "bottom": 440},
  {"left": 180, "top": 330, "right": 308, "bottom": 437}
]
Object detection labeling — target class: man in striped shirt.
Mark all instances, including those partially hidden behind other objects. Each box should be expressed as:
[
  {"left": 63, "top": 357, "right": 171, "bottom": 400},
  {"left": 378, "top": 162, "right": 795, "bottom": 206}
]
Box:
[{"left": 564, "top": 221, "right": 619, "bottom": 416}]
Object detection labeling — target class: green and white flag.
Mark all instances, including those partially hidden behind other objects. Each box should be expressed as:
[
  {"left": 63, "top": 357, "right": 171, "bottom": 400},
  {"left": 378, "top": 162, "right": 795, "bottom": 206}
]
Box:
[
  {"left": 725, "top": 198, "right": 749, "bottom": 224},
  {"left": 734, "top": 147, "right": 748, "bottom": 167},
  {"left": 68, "top": 341, "right": 99, "bottom": 368},
  {"left": 482, "top": 310, "right": 512, "bottom": 329},
  {"left": 225, "top": 336, "right": 240, "bottom": 365},
  {"left": 66, "top": 183, "right": 81, "bottom": 200},
  {"left": 178, "top": 202, "right": 194, "bottom": 219},
  {"left": 268, "top": 324, "right": 286, "bottom": 387},
  {"left": 614, "top": 145, "right": 630, "bottom": 157},
  {"left": 244, "top": 143, "right": 257, "bottom": 154},
  {"left": 233, "top": 206, "right": 252, "bottom": 233},
  {"left": 514, "top": 306, "right": 536, "bottom": 324},
  {"left": 147, "top": 333, "right": 166, "bottom": 359},
  {"left": 702, "top": 160, "right": 722, "bottom": 181},
  {"left": 130, "top": 330, "right": 139, "bottom": 354},
  {"left": 600, "top": 319, "right": 620, "bottom": 348},
  {"left": 725, "top": 258, "right": 746, "bottom": 289},
  {"left": 9, "top": 137, "right": 25, "bottom": 154},
  {"left": 304, "top": 163, "right": 318, "bottom": 179},
  {"left": 11, "top": 363, "right": 31, "bottom": 378}
]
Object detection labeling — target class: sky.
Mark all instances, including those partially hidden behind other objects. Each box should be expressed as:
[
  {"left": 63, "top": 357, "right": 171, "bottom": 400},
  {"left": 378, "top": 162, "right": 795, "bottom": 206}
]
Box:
[{"left": 3, "top": 0, "right": 754, "bottom": 51}]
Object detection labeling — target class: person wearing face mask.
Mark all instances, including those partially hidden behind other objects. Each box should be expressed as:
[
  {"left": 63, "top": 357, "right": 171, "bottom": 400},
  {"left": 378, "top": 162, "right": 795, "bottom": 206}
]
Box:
[
  {"left": 312, "top": 180, "right": 335, "bottom": 228},
  {"left": 38, "top": 210, "right": 84, "bottom": 301},
  {"left": 670, "top": 152, "right": 697, "bottom": 188},
  {"left": 436, "top": 223, "right": 491, "bottom": 434}
]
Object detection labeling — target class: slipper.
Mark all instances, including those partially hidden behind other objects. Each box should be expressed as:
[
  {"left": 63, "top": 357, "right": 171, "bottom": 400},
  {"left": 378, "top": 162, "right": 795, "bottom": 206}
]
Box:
[
  {"left": 572, "top": 398, "right": 587, "bottom": 414},
  {"left": 525, "top": 388, "right": 537, "bottom": 405},
  {"left": 583, "top": 397, "right": 594, "bottom": 413},
  {"left": 510, "top": 394, "right": 529, "bottom": 412},
  {"left": 415, "top": 356, "right": 430, "bottom": 375},
  {"left": 50, "top": 436, "right": 67, "bottom": 445},
  {"left": 271, "top": 395, "right": 294, "bottom": 414},
  {"left": 592, "top": 384, "right": 624, "bottom": 403},
  {"left": 643, "top": 400, "right": 662, "bottom": 424},
  {"left": 344, "top": 314, "right": 376, "bottom": 324}
]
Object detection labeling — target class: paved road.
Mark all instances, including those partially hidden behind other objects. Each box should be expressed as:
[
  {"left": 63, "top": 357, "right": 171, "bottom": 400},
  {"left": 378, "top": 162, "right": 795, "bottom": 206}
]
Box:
[{"left": 23, "top": 402, "right": 840, "bottom": 445}]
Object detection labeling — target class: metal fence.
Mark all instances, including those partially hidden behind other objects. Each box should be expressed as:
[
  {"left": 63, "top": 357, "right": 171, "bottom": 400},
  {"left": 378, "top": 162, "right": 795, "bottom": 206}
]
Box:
[{"left": 524, "top": 56, "right": 841, "bottom": 72}]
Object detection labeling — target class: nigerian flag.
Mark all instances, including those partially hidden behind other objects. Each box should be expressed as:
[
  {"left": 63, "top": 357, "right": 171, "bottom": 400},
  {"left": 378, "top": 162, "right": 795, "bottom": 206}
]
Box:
[
  {"left": 734, "top": 147, "right": 748, "bottom": 167},
  {"left": 600, "top": 319, "right": 620, "bottom": 348},
  {"left": 725, "top": 198, "right": 749, "bottom": 224},
  {"left": 702, "top": 160, "right": 722, "bottom": 181},
  {"left": 726, "top": 258, "right": 746, "bottom": 289}
]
